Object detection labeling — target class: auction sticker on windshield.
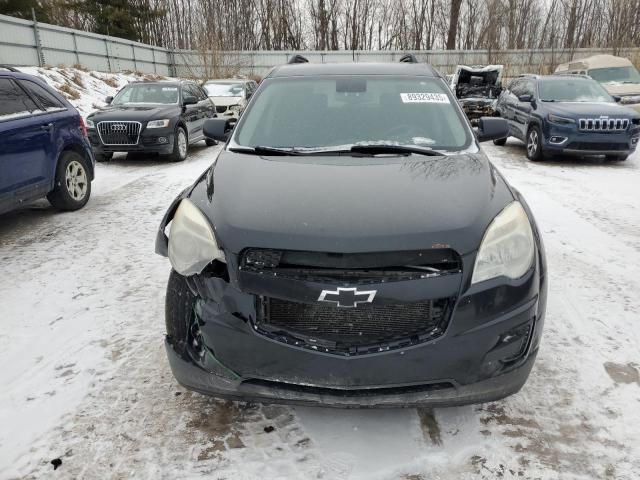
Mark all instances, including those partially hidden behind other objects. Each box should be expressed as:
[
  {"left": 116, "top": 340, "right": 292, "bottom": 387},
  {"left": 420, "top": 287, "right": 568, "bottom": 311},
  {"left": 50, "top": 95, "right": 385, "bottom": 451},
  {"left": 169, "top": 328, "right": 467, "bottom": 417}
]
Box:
[{"left": 400, "top": 93, "right": 450, "bottom": 103}]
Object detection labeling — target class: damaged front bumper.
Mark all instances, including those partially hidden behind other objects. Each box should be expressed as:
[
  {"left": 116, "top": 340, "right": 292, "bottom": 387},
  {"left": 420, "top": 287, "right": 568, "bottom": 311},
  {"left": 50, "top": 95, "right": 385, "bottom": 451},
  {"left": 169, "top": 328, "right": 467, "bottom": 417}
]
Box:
[{"left": 162, "top": 251, "right": 546, "bottom": 407}]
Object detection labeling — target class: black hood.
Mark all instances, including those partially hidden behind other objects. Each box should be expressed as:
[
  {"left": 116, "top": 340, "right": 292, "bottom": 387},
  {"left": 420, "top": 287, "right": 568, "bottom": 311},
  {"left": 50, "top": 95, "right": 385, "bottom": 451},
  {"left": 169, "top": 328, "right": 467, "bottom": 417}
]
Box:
[
  {"left": 88, "top": 104, "right": 180, "bottom": 122},
  {"left": 544, "top": 101, "right": 639, "bottom": 118},
  {"left": 189, "top": 152, "right": 515, "bottom": 256}
]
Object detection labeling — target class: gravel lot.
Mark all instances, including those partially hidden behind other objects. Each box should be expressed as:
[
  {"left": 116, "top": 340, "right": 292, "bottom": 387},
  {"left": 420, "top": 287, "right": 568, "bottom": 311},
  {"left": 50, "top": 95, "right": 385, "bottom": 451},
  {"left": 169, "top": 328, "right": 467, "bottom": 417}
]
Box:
[{"left": 1, "top": 140, "right": 639, "bottom": 480}]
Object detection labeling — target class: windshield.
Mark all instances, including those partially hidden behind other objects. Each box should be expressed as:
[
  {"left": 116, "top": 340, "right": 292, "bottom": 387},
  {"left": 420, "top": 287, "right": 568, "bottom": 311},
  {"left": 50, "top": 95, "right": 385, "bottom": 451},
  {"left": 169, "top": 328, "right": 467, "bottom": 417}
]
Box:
[
  {"left": 588, "top": 66, "right": 640, "bottom": 84},
  {"left": 233, "top": 76, "right": 470, "bottom": 151},
  {"left": 112, "top": 84, "right": 179, "bottom": 105},
  {"left": 539, "top": 79, "right": 613, "bottom": 102},
  {"left": 204, "top": 83, "right": 245, "bottom": 97}
]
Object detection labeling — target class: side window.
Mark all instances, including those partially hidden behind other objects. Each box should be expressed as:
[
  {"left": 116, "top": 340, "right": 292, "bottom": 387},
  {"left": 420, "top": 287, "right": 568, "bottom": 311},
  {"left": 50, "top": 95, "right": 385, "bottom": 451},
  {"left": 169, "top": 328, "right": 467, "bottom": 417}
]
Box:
[
  {"left": 197, "top": 86, "right": 208, "bottom": 101},
  {"left": 0, "top": 78, "right": 39, "bottom": 118},
  {"left": 522, "top": 80, "right": 535, "bottom": 98},
  {"left": 19, "top": 80, "right": 65, "bottom": 111},
  {"left": 509, "top": 80, "right": 524, "bottom": 97},
  {"left": 183, "top": 84, "right": 199, "bottom": 101}
]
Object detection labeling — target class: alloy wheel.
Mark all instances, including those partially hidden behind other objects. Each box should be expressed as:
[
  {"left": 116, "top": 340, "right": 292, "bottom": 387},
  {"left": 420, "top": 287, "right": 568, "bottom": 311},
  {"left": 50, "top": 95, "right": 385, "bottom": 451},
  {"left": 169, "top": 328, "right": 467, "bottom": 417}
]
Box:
[
  {"left": 65, "top": 160, "right": 88, "bottom": 201},
  {"left": 527, "top": 130, "right": 538, "bottom": 157},
  {"left": 178, "top": 130, "right": 187, "bottom": 158}
]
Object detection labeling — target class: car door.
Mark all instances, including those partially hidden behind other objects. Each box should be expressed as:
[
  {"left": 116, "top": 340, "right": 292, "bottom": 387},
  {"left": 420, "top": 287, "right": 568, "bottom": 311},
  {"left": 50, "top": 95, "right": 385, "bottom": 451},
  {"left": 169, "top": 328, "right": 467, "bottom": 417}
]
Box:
[
  {"left": 512, "top": 79, "right": 535, "bottom": 139},
  {"left": 197, "top": 85, "right": 216, "bottom": 122},
  {"left": 0, "top": 77, "right": 52, "bottom": 211},
  {"left": 181, "top": 83, "right": 201, "bottom": 142},
  {"left": 18, "top": 78, "right": 72, "bottom": 188}
]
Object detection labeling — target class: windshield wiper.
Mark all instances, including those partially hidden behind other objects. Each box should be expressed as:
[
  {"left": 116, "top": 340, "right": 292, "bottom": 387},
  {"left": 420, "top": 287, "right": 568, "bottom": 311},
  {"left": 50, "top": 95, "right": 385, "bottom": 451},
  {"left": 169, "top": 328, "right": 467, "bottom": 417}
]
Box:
[
  {"left": 229, "top": 146, "right": 304, "bottom": 156},
  {"left": 349, "top": 144, "right": 444, "bottom": 156}
]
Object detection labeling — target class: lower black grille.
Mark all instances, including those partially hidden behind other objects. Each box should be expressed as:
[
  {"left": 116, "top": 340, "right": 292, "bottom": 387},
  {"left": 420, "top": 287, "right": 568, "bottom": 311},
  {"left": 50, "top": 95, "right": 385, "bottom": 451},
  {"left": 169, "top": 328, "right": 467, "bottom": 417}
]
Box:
[
  {"left": 256, "top": 297, "right": 451, "bottom": 355},
  {"left": 566, "top": 142, "right": 628, "bottom": 151},
  {"left": 242, "top": 379, "right": 454, "bottom": 397}
]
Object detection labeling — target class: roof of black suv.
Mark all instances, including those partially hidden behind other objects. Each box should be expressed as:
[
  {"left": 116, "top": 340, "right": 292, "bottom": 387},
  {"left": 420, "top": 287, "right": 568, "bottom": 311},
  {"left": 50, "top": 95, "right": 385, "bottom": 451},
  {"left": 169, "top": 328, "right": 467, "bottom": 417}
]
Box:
[{"left": 267, "top": 62, "right": 442, "bottom": 78}]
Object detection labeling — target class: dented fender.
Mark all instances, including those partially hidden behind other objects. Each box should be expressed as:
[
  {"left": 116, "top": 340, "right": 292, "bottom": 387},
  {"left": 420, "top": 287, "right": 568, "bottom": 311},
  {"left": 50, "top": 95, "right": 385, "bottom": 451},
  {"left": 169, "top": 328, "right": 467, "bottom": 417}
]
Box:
[{"left": 155, "top": 188, "right": 189, "bottom": 257}]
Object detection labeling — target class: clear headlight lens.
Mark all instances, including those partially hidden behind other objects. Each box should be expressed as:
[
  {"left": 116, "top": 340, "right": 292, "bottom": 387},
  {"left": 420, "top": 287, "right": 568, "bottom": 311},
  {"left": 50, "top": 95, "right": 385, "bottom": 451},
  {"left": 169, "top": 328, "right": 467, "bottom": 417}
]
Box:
[
  {"left": 147, "top": 119, "right": 170, "bottom": 128},
  {"left": 168, "top": 199, "right": 225, "bottom": 276},
  {"left": 86, "top": 118, "right": 95, "bottom": 128},
  {"left": 229, "top": 105, "right": 242, "bottom": 113},
  {"left": 471, "top": 202, "right": 535, "bottom": 285},
  {"left": 548, "top": 113, "right": 575, "bottom": 125},
  {"left": 620, "top": 95, "right": 640, "bottom": 105}
]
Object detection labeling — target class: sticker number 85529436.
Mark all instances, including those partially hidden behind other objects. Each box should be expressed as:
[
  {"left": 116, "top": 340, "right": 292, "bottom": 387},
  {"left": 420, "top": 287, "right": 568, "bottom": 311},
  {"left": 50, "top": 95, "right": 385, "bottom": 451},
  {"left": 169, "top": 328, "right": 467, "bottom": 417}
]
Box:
[{"left": 400, "top": 93, "right": 450, "bottom": 104}]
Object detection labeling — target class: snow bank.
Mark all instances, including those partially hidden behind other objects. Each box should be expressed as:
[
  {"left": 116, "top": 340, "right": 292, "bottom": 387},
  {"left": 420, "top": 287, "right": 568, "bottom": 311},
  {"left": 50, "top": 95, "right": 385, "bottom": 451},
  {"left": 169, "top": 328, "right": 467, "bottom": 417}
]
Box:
[{"left": 16, "top": 66, "right": 174, "bottom": 118}]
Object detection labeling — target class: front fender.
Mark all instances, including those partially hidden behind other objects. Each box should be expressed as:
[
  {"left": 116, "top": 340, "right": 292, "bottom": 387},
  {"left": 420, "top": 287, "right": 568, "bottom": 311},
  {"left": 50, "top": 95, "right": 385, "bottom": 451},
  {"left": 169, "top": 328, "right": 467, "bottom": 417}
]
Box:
[{"left": 155, "top": 188, "right": 189, "bottom": 256}]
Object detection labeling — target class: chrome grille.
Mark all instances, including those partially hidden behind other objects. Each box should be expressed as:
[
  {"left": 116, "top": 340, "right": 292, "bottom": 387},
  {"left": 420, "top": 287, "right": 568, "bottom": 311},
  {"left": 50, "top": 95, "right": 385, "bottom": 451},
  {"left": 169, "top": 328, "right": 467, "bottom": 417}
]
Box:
[
  {"left": 97, "top": 121, "right": 142, "bottom": 145},
  {"left": 578, "top": 118, "right": 629, "bottom": 132}
]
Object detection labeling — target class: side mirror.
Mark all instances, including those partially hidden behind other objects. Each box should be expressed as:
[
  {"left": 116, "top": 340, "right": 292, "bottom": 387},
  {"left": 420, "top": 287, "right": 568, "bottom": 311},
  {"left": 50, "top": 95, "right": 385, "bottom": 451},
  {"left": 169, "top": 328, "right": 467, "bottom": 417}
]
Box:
[
  {"left": 183, "top": 95, "right": 197, "bottom": 106},
  {"left": 105, "top": 96, "right": 113, "bottom": 104},
  {"left": 613, "top": 95, "right": 622, "bottom": 103},
  {"left": 518, "top": 94, "right": 533, "bottom": 103},
  {"left": 203, "top": 118, "right": 234, "bottom": 142},
  {"left": 476, "top": 117, "right": 509, "bottom": 143}
]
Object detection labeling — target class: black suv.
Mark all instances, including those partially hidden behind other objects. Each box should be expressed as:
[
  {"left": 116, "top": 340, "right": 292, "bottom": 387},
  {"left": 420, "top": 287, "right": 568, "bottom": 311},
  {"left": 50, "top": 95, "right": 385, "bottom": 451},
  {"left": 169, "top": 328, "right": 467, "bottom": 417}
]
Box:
[
  {"left": 87, "top": 81, "right": 217, "bottom": 162},
  {"left": 494, "top": 74, "right": 640, "bottom": 161},
  {"left": 156, "top": 58, "right": 547, "bottom": 408}
]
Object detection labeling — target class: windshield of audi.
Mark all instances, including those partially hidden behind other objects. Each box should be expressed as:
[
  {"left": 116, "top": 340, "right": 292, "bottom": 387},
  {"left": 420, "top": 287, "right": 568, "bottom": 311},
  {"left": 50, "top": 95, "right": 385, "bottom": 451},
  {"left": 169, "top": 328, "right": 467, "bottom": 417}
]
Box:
[
  {"left": 111, "top": 83, "right": 180, "bottom": 105},
  {"left": 229, "top": 76, "right": 473, "bottom": 153},
  {"left": 539, "top": 78, "right": 614, "bottom": 103}
]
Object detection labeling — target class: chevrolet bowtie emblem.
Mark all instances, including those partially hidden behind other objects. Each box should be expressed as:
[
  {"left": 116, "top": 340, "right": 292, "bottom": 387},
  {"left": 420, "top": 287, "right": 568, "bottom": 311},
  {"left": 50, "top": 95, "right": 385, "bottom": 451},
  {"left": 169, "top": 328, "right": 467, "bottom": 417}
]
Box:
[{"left": 318, "top": 287, "right": 377, "bottom": 308}]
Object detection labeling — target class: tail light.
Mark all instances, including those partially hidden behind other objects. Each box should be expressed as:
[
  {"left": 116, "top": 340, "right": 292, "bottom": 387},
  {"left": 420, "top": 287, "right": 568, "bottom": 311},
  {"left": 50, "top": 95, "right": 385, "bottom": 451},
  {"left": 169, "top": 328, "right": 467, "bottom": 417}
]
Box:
[{"left": 79, "top": 117, "right": 88, "bottom": 138}]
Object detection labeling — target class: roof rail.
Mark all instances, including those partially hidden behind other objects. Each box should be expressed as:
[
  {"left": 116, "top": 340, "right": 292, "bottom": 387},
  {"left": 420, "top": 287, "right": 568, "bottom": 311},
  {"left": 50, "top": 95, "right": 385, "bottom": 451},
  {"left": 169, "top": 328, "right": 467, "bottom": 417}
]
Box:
[
  {"left": 552, "top": 72, "right": 592, "bottom": 79},
  {"left": 399, "top": 53, "right": 419, "bottom": 64},
  {"left": 0, "top": 65, "right": 19, "bottom": 72},
  {"left": 288, "top": 54, "right": 309, "bottom": 65}
]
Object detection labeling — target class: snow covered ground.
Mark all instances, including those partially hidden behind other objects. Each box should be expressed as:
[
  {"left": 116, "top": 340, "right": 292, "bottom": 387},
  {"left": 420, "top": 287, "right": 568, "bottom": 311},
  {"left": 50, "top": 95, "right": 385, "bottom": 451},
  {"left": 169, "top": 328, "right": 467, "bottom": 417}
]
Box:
[
  {"left": 1, "top": 112, "right": 639, "bottom": 476},
  {"left": 1, "top": 142, "right": 638, "bottom": 480}
]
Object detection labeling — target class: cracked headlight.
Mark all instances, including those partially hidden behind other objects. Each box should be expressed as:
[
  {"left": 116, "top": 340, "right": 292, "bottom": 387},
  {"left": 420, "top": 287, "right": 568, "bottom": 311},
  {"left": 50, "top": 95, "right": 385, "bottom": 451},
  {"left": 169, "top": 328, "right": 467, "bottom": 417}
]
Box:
[
  {"left": 471, "top": 202, "right": 535, "bottom": 285},
  {"left": 147, "top": 119, "right": 170, "bottom": 128},
  {"left": 168, "top": 199, "right": 225, "bottom": 276}
]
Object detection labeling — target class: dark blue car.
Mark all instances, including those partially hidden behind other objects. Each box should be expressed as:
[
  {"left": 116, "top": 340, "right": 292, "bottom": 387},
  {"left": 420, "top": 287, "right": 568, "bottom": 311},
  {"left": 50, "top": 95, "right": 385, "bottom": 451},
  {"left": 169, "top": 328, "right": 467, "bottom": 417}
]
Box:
[
  {"left": 494, "top": 74, "right": 640, "bottom": 161},
  {"left": 0, "top": 66, "right": 94, "bottom": 216}
]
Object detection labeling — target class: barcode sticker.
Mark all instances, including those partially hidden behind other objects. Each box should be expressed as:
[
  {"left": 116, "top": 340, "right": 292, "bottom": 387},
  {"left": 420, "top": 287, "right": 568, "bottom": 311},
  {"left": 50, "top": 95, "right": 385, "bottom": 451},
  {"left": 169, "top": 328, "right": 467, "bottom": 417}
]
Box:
[{"left": 400, "top": 93, "right": 450, "bottom": 103}]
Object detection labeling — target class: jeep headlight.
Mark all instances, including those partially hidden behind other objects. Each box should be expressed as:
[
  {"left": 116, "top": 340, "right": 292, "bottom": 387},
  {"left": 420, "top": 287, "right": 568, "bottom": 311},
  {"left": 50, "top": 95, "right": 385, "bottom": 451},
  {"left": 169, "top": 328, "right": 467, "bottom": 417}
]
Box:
[
  {"left": 147, "top": 119, "right": 170, "bottom": 128},
  {"left": 168, "top": 199, "right": 225, "bottom": 276},
  {"left": 620, "top": 95, "right": 640, "bottom": 105},
  {"left": 548, "top": 114, "right": 575, "bottom": 125},
  {"left": 471, "top": 202, "right": 535, "bottom": 284}
]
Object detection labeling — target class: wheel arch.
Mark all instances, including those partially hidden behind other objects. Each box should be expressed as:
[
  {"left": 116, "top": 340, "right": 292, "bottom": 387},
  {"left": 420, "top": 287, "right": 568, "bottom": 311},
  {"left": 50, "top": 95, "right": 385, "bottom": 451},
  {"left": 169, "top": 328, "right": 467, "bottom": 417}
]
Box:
[{"left": 57, "top": 142, "right": 95, "bottom": 182}]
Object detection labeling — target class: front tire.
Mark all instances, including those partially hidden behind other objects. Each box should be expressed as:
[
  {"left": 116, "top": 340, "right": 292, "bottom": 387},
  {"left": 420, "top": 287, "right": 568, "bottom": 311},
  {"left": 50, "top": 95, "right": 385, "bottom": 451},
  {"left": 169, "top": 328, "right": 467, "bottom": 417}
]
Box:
[
  {"left": 169, "top": 126, "right": 188, "bottom": 162},
  {"left": 526, "top": 126, "right": 545, "bottom": 161},
  {"left": 47, "top": 151, "right": 91, "bottom": 211},
  {"left": 165, "top": 270, "right": 197, "bottom": 357}
]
